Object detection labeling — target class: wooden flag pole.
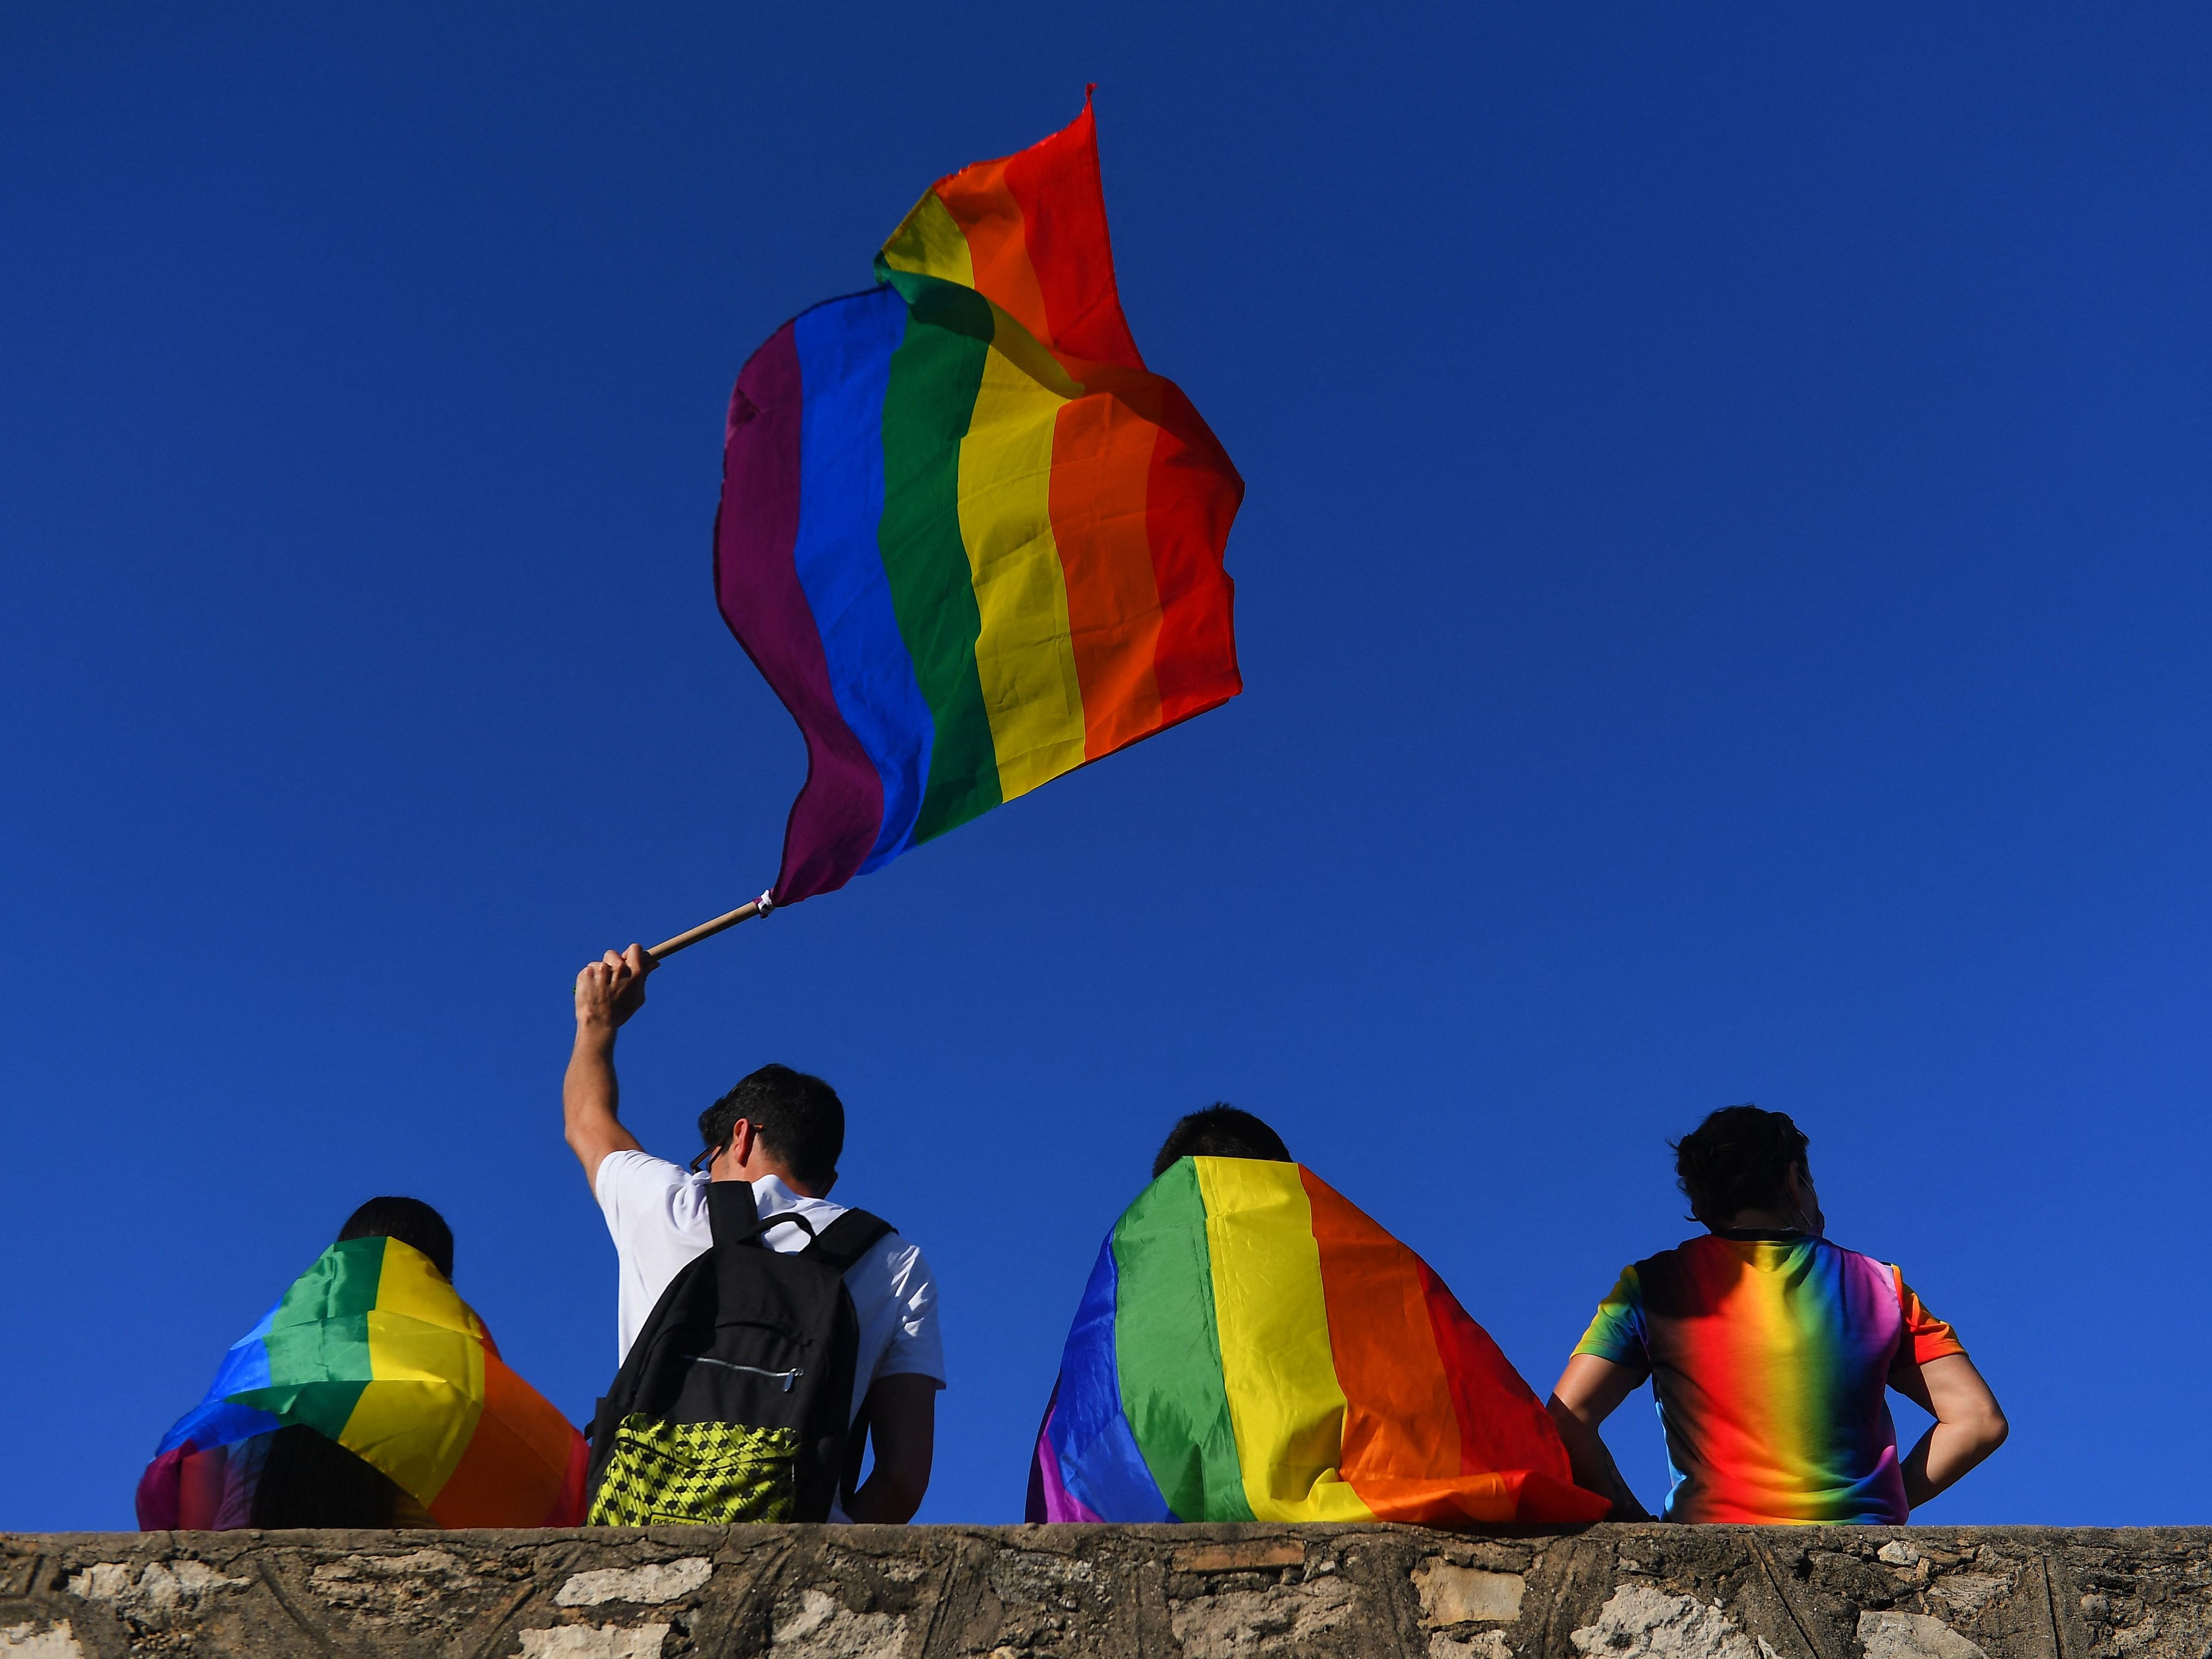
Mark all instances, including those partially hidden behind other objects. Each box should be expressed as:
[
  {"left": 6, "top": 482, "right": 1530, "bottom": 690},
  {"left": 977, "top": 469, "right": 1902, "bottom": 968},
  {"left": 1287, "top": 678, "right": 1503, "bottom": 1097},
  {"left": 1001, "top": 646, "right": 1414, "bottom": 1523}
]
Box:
[{"left": 646, "top": 892, "right": 774, "bottom": 962}]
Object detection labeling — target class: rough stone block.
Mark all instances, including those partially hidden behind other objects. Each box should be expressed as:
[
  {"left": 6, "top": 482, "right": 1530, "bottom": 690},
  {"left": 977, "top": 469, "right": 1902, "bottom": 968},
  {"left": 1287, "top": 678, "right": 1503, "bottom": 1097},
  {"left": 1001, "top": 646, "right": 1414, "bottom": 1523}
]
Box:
[{"left": 1417, "top": 1561, "right": 1528, "bottom": 1626}]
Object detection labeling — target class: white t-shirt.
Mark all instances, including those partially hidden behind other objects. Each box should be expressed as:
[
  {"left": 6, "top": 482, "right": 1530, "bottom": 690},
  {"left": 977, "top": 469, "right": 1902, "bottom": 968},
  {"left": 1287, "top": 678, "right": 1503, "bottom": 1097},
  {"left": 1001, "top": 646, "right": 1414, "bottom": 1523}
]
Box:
[{"left": 592, "top": 1151, "right": 944, "bottom": 1432}]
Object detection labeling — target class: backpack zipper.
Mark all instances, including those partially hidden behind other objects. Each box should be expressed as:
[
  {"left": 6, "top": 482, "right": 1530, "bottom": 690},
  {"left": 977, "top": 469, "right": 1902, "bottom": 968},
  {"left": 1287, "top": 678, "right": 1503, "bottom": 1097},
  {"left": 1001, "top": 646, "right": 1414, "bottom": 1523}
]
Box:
[{"left": 686, "top": 1355, "right": 803, "bottom": 1391}]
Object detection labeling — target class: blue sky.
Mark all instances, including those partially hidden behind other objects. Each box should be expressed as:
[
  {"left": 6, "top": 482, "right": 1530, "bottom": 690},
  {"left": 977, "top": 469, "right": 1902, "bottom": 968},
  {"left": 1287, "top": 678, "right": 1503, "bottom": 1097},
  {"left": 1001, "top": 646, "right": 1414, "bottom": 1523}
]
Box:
[{"left": 6, "top": 3, "right": 2208, "bottom": 1528}]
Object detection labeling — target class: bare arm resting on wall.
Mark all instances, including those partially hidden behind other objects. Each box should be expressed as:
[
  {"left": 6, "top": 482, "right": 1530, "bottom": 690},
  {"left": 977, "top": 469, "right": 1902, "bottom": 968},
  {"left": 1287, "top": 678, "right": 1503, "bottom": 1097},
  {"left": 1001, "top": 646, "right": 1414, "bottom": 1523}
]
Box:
[
  {"left": 1891, "top": 1351, "right": 2007, "bottom": 1508},
  {"left": 845, "top": 1374, "right": 937, "bottom": 1523},
  {"left": 1548, "top": 1352, "right": 1656, "bottom": 1521}
]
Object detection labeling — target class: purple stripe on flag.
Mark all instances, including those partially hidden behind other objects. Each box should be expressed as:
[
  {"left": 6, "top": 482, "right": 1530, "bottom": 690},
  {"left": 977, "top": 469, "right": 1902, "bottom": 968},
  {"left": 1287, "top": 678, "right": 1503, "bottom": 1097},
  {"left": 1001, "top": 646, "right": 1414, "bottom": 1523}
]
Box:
[
  {"left": 715, "top": 320, "right": 886, "bottom": 902},
  {"left": 1035, "top": 1395, "right": 1108, "bottom": 1522}
]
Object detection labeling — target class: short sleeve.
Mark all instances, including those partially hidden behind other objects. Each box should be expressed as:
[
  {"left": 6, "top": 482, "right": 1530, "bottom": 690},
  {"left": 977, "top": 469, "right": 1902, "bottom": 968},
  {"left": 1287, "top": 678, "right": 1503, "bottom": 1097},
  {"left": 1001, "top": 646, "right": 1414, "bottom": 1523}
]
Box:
[
  {"left": 593, "top": 1150, "right": 717, "bottom": 1363},
  {"left": 1889, "top": 1265, "right": 1966, "bottom": 1372},
  {"left": 1573, "top": 1266, "right": 1649, "bottom": 1368},
  {"left": 868, "top": 1237, "right": 945, "bottom": 1387},
  {"left": 593, "top": 1149, "right": 693, "bottom": 1242}
]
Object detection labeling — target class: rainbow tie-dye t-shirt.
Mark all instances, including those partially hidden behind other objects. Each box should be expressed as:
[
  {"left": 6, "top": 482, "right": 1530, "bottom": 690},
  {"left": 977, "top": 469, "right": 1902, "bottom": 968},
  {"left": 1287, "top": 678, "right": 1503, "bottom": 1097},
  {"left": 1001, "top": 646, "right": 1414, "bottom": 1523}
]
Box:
[{"left": 1574, "top": 1233, "right": 1964, "bottom": 1524}]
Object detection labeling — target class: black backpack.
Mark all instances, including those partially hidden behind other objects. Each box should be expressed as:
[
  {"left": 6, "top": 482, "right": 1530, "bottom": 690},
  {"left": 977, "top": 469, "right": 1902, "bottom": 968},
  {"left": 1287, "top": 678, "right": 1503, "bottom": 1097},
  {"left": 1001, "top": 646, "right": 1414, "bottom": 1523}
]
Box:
[{"left": 586, "top": 1182, "right": 893, "bottom": 1525}]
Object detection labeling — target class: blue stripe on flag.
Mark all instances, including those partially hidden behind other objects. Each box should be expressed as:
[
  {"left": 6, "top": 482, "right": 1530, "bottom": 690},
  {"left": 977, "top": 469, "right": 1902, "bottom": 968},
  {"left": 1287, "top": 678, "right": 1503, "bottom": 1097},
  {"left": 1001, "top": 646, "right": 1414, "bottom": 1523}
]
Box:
[{"left": 791, "top": 289, "right": 934, "bottom": 868}]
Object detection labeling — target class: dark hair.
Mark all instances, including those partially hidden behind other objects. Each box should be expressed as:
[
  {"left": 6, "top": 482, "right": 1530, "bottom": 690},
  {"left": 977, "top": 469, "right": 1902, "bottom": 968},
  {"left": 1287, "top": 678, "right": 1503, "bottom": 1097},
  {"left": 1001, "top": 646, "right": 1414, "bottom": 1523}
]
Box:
[
  {"left": 337, "top": 1196, "right": 454, "bottom": 1280},
  {"left": 1672, "top": 1105, "right": 1810, "bottom": 1227},
  {"left": 1152, "top": 1104, "right": 1292, "bottom": 1179},
  {"left": 699, "top": 1063, "right": 846, "bottom": 1188}
]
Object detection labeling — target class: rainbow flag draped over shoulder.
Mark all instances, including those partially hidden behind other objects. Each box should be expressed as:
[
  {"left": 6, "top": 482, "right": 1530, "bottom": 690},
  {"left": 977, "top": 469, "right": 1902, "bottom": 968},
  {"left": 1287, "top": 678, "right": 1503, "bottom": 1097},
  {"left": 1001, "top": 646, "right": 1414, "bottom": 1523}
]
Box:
[
  {"left": 717, "top": 95, "right": 1243, "bottom": 904},
  {"left": 137, "top": 1237, "right": 586, "bottom": 1530},
  {"left": 1027, "top": 1159, "right": 1611, "bottom": 1526}
]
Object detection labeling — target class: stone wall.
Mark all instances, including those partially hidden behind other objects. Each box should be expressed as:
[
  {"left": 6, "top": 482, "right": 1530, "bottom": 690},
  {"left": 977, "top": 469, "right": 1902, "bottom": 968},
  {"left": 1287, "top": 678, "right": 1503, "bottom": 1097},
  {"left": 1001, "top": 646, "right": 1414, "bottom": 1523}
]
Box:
[{"left": 2, "top": 1524, "right": 2203, "bottom": 1659}]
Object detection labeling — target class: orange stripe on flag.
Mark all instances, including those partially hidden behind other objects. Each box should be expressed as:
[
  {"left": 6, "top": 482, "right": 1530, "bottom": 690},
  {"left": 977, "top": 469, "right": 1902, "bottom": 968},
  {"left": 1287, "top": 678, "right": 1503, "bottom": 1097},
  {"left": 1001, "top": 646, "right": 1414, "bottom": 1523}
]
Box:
[
  {"left": 932, "top": 174, "right": 1054, "bottom": 354},
  {"left": 1300, "top": 1169, "right": 1467, "bottom": 1518},
  {"left": 1304, "top": 1170, "right": 1610, "bottom": 1526},
  {"left": 426, "top": 1352, "right": 581, "bottom": 1528},
  {"left": 1048, "top": 382, "right": 1165, "bottom": 754}
]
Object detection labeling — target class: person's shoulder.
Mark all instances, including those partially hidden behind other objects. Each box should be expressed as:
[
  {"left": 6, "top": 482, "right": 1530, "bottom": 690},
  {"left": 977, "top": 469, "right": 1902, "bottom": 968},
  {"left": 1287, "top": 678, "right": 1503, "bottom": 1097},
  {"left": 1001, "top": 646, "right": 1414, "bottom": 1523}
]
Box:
[
  {"left": 878, "top": 1225, "right": 930, "bottom": 1273},
  {"left": 1628, "top": 1237, "right": 1708, "bottom": 1275},
  {"left": 839, "top": 1211, "right": 933, "bottom": 1283},
  {"left": 849, "top": 1209, "right": 925, "bottom": 1260},
  {"left": 598, "top": 1147, "right": 694, "bottom": 1194},
  {"left": 1796, "top": 1237, "right": 1925, "bottom": 1306},
  {"left": 1815, "top": 1237, "right": 1896, "bottom": 1275},
  {"left": 597, "top": 1149, "right": 708, "bottom": 1228}
]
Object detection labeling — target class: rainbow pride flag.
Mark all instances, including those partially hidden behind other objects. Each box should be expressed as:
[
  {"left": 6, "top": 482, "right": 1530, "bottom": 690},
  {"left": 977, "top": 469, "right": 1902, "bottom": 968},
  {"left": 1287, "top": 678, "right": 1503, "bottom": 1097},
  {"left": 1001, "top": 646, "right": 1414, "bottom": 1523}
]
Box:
[
  {"left": 137, "top": 1237, "right": 586, "bottom": 1530},
  {"left": 717, "top": 96, "right": 1243, "bottom": 904},
  {"left": 1027, "top": 1159, "right": 1611, "bottom": 1526}
]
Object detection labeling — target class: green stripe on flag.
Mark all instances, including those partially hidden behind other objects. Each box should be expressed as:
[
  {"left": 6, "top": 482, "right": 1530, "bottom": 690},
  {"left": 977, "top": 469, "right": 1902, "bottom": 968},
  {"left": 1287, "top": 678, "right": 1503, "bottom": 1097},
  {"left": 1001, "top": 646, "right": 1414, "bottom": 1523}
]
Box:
[
  {"left": 229, "top": 1237, "right": 383, "bottom": 1440},
  {"left": 876, "top": 271, "right": 1003, "bottom": 841},
  {"left": 1111, "top": 1159, "right": 1254, "bottom": 1521}
]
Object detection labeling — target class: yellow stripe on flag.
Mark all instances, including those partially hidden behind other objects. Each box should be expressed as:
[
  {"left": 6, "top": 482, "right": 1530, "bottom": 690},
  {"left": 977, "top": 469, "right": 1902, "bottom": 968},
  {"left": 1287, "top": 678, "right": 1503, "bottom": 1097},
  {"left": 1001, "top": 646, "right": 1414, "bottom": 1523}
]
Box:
[
  {"left": 880, "top": 189, "right": 976, "bottom": 289},
  {"left": 958, "top": 305, "right": 1089, "bottom": 798},
  {"left": 337, "top": 1239, "right": 488, "bottom": 1505},
  {"left": 1193, "top": 1158, "right": 1374, "bottom": 1522}
]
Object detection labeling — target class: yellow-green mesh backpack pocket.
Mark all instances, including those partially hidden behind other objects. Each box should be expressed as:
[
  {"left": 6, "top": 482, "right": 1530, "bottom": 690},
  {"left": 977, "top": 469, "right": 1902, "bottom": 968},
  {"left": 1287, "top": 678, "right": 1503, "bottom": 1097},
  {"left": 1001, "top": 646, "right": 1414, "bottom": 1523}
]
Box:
[{"left": 586, "top": 1415, "right": 799, "bottom": 1525}]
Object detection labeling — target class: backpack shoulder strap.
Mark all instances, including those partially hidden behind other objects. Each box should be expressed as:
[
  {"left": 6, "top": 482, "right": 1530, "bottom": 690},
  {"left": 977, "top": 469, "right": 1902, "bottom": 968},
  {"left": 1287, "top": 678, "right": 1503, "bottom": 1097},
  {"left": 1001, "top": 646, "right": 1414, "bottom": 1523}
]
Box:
[
  {"left": 805, "top": 1209, "right": 894, "bottom": 1275},
  {"left": 756, "top": 1209, "right": 817, "bottom": 1244},
  {"left": 705, "top": 1178, "right": 761, "bottom": 1247}
]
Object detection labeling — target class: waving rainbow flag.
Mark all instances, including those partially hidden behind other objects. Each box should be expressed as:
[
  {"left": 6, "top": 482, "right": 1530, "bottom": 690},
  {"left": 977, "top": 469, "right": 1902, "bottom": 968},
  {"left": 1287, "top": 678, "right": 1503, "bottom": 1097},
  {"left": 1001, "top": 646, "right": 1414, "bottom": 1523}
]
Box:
[
  {"left": 717, "top": 95, "right": 1243, "bottom": 904},
  {"left": 1027, "top": 1158, "right": 1611, "bottom": 1526},
  {"left": 137, "top": 1237, "right": 586, "bottom": 1530}
]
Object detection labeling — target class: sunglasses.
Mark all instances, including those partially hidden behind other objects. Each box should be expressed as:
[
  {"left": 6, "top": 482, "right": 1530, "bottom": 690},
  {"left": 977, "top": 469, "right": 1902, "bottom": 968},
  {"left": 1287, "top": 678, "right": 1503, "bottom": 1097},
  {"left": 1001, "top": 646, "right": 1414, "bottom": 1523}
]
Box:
[{"left": 688, "top": 1119, "right": 752, "bottom": 1175}]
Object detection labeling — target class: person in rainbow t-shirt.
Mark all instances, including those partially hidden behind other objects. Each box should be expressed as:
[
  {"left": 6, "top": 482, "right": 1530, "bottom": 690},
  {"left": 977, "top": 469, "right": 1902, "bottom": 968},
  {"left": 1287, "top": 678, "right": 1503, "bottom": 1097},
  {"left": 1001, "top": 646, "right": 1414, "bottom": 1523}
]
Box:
[{"left": 1548, "top": 1106, "right": 2008, "bottom": 1523}]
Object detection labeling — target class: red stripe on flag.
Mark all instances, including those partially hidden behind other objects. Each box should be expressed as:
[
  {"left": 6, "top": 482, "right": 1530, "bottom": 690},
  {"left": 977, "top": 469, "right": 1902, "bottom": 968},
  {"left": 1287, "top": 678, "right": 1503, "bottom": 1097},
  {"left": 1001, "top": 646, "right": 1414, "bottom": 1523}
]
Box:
[
  {"left": 1002, "top": 94, "right": 1145, "bottom": 372},
  {"left": 1143, "top": 378, "right": 1243, "bottom": 725}
]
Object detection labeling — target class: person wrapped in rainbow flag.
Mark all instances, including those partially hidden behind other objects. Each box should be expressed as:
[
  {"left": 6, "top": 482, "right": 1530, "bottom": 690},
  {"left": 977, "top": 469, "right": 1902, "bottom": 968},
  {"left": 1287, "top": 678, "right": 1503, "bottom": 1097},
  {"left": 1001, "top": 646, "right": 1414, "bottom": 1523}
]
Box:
[
  {"left": 1026, "top": 1108, "right": 1612, "bottom": 1526},
  {"left": 137, "top": 1197, "right": 586, "bottom": 1530}
]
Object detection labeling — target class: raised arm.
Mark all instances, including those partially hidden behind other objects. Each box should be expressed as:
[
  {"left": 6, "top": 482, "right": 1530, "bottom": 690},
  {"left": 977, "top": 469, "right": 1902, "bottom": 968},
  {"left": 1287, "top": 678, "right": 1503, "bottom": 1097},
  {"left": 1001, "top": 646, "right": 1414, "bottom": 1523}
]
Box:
[
  {"left": 564, "top": 945, "right": 654, "bottom": 1193},
  {"left": 1891, "top": 1352, "right": 2007, "bottom": 1508},
  {"left": 1547, "top": 1353, "right": 1656, "bottom": 1521}
]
